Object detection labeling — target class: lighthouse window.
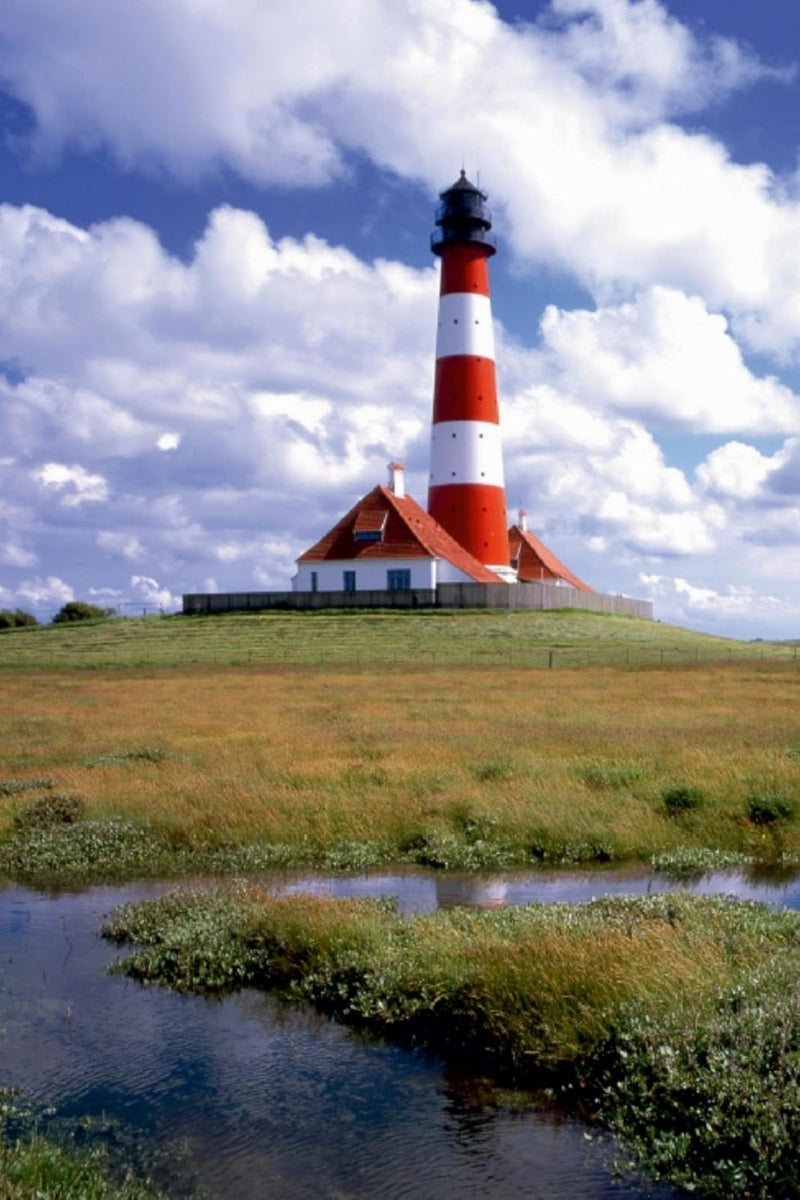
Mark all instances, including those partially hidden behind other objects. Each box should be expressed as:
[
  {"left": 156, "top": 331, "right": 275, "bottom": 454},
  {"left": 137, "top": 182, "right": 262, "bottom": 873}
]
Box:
[
  {"left": 387, "top": 569, "right": 411, "bottom": 591},
  {"left": 451, "top": 431, "right": 456, "bottom": 438}
]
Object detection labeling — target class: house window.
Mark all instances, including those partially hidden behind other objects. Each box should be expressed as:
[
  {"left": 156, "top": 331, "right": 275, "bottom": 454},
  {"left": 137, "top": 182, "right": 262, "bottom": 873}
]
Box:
[
  {"left": 310, "top": 571, "right": 318, "bottom": 593},
  {"left": 387, "top": 568, "right": 411, "bottom": 591},
  {"left": 343, "top": 570, "right": 356, "bottom": 593}
]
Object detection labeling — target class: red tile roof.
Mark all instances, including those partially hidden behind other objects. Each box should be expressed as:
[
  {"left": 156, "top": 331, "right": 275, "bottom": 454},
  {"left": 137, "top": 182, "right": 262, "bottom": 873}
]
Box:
[
  {"left": 353, "top": 509, "right": 388, "bottom": 534},
  {"left": 508, "top": 525, "right": 594, "bottom": 592},
  {"left": 298, "top": 485, "right": 503, "bottom": 583}
]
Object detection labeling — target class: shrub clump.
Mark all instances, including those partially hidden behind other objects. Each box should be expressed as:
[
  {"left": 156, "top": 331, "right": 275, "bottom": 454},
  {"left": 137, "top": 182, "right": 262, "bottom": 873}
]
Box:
[
  {"left": 0, "top": 607, "right": 38, "bottom": 628},
  {"left": 52, "top": 600, "right": 115, "bottom": 624},
  {"left": 13, "top": 792, "right": 85, "bottom": 832},
  {"left": 662, "top": 784, "right": 704, "bottom": 814},
  {"left": 400, "top": 825, "right": 518, "bottom": 871},
  {"left": 473, "top": 760, "right": 515, "bottom": 782},
  {"left": 747, "top": 793, "right": 796, "bottom": 826}
]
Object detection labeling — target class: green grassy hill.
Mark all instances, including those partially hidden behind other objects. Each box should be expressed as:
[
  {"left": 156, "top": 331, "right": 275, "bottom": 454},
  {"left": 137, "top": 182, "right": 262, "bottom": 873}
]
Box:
[{"left": 0, "top": 608, "right": 793, "bottom": 670}]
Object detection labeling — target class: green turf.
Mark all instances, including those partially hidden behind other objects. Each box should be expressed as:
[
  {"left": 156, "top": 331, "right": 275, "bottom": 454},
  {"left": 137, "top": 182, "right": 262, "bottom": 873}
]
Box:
[{"left": 0, "top": 609, "right": 794, "bottom": 671}]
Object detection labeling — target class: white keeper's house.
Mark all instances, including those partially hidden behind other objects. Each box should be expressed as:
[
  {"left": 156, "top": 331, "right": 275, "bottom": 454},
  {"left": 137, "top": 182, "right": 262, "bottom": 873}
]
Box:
[{"left": 293, "top": 462, "right": 503, "bottom": 595}]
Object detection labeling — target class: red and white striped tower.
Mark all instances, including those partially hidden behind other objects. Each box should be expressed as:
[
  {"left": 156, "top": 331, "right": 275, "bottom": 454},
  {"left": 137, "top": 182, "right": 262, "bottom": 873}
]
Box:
[{"left": 428, "top": 171, "right": 514, "bottom": 580}]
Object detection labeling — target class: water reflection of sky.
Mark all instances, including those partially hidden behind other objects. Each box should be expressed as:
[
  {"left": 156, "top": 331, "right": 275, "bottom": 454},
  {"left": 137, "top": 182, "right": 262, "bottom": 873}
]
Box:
[
  {"left": 278, "top": 863, "right": 800, "bottom": 914},
  {"left": 5, "top": 863, "right": 796, "bottom": 1198}
]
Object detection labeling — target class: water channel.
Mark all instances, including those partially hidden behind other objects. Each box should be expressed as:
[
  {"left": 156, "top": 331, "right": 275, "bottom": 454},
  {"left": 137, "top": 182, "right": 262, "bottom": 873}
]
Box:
[{"left": 3, "top": 863, "right": 799, "bottom": 1198}]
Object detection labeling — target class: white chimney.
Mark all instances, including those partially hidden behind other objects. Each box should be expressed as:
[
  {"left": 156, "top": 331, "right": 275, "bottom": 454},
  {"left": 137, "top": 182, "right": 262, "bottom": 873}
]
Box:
[
  {"left": 388, "top": 460, "right": 405, "bottom": 498},
  {"left": 518, "top": 507, "right": 528, "bottom": 532}
]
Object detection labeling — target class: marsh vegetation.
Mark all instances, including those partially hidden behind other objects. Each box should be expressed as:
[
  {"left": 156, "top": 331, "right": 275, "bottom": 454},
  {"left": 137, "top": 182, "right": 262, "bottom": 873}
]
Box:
[
  {"left": 0, "top": 1090, "right": 161, "bottom": 1199},
  {"left": 103, "top": 886, "right": 800, "bottom": 1198},
  {"left": 2, "top": 612, "right": 800, "bottom": 1197}
]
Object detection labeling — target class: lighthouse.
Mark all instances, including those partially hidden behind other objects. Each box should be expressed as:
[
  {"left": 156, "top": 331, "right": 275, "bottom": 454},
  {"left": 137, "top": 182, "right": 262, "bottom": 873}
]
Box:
[
  {"left": 428, "top": 171, "right": 515, "bottom": 581},
  {"left": 283, "top": 170, "right": 608, "bottom": 610}
]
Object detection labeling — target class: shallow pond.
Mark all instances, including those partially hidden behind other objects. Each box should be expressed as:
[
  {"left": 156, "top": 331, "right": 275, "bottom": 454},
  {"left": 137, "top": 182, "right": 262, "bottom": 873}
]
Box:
[
  {"left": 4, "top": 863, "right": 798, "bottom": 1198},
  {"left": 276, "top": 860, "right": 800, "bottom": 913}
]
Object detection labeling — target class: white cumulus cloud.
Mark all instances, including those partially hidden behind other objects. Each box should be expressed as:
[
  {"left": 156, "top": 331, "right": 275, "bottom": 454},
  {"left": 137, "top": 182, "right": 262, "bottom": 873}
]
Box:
[
  {"left": 16, "top": 575, "right": 74, "bottom": 608},
  {"left": 33, "top": 462, "right": 109, "bottom": 506},
  {"left": 640, "top": 571, "right": 800, "bottom": 636},
  {"left": 536, "top": 288, "right": 800, "bottom": 434},
  {"left": 3, "top": 0, "right": 800, "bottom": 352},
  {"left": 696, "top": 441, "right": 780, "bottom": 500},
  {"left": 157, "top": 433, "right": 181, "bottom": 451},
  {"left": 0, "top": 541, "right": 37, "bottom": 568},
  {"left": 130, "top": 575, "right": 177, "bottom": 610}
]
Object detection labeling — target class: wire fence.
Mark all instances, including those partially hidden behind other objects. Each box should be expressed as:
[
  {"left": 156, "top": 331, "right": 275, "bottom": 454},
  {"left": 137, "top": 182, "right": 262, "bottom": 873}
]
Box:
[{"left": 1, "top": 638, "right": 797, "bottom": 672}]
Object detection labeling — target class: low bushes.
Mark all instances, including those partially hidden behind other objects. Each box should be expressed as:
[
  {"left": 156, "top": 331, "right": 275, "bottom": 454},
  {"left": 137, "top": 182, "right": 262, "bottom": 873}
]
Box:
[
  {"left": 13, "top": 791, "right": 85, "bottom": 832},
  {"left": 0, "top": 608, "right": 38, "bottom": 628},
  {"left": 746, "top": 793, "right": 796, "bottom": 826},
  {"left": 0, "top": 818, "right": 179, "bottom": 884},
  {"left": 662, "top": 784, "right": 704, "bottom": 814},
  {"left": 52, "top": 601, "right": 115, "bottom": 624}
]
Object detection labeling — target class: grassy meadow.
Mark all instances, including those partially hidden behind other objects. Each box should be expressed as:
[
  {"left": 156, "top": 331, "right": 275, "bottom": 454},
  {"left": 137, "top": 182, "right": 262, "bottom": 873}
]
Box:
[
  {"left": 1, "top": 610, "right": 799, "bottom": 880},
  {"left": 0, "top": 607, "right": 796, "bottom": 670}
]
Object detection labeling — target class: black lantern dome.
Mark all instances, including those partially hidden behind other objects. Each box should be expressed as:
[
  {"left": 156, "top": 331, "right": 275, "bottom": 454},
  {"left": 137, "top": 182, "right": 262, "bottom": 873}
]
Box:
[{"left": 431, "top": 170, "right": 496, "bottom": 257}]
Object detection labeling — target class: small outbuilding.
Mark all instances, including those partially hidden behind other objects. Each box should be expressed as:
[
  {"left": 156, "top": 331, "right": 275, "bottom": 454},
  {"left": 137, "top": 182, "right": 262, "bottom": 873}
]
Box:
[{"left": 508, "top": 511, "right": 594, "bottom": 592}]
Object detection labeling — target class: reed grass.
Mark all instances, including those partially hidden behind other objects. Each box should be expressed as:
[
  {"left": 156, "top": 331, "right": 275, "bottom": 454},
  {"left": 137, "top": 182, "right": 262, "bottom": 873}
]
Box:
[
  {"left": 1, "top": 660, "right": 800, "bottom": 881},
  {"left": 103, "top": 887, "right": 800, "bottom": 1198}
]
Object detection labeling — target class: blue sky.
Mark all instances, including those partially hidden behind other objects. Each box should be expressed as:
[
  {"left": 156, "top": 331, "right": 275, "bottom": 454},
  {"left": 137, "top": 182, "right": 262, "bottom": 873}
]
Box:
[{"left": 1, "top": 0, "right": 800, "bottom": 637}]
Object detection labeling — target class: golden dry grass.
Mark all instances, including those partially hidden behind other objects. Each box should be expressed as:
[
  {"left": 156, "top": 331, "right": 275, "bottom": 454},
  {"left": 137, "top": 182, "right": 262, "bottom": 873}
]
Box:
[{"left": 2, "top": 660, "right": 800, "bottom": 858}]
